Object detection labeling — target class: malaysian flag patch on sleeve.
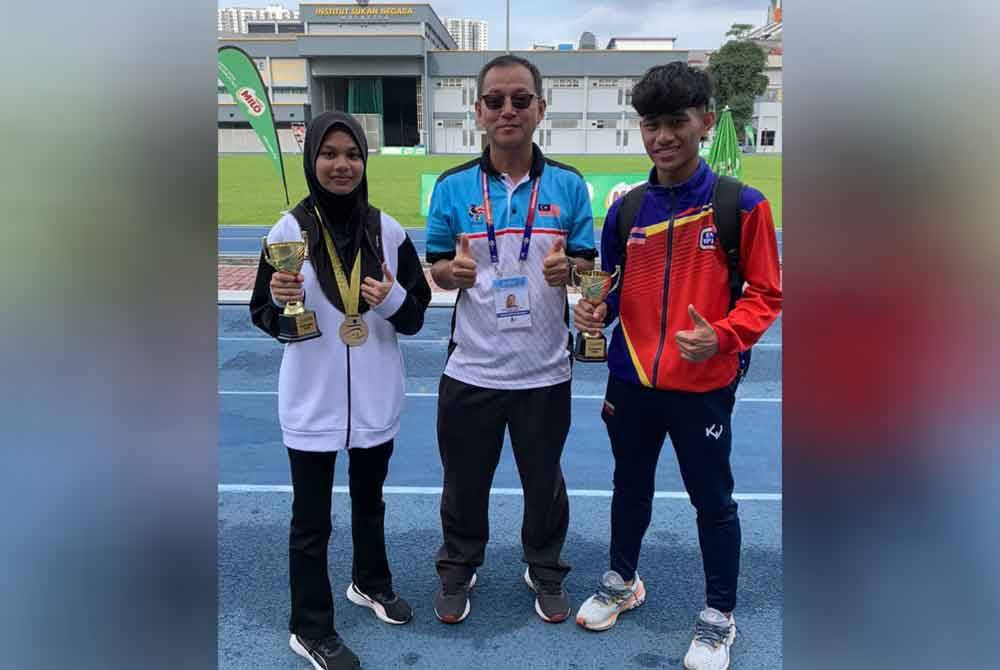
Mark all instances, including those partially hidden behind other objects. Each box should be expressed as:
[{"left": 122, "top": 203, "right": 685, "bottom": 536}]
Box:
[{"left": 627, "top": 227, "right": 646, "bottom": 246}]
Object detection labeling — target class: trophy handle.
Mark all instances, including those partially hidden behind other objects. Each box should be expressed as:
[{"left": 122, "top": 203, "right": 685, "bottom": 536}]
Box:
[
  {"left": 300, "top": 229, "right": 310, "bottom": 259},
  {"left": 608, "top": 265, "right": 622, "bottom": 293},
  {"left": 570, "top": 263, "right": 581, "bottom": 288},
  {"left": 261, "top": 237, "right": 274, "bottom": 267}
]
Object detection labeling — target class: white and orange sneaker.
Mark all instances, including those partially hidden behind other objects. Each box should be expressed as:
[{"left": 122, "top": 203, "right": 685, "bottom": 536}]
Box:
[
  {"left": 683, "top": 607, "right": 736, "bottom": 670},
  {"left": 575, "top": 570, "right": 645, "bottom": 631}
]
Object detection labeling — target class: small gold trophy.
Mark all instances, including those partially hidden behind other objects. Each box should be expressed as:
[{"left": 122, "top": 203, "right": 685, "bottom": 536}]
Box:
[
  {"left": 261, "top": 230, "right": 322, "bottom": 343},
  {"left": 572, "top": 265, "right": 621, "bottom": 362}
]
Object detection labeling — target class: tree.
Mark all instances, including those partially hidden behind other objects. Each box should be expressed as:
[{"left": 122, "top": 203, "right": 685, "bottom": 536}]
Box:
[
  {"left": 725, "top": 23, "right": 754, "bottom": 40},
  {"left": 708, "top": 40, "right": 769, "bottom": 141}
]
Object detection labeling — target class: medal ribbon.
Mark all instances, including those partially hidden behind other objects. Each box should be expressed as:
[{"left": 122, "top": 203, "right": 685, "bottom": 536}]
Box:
[
  {"left": 315, "top": 207, "right": 362, "bottom": 316},
  {"left": 480, "top": 170, "right": 540, "bottom": 269}
]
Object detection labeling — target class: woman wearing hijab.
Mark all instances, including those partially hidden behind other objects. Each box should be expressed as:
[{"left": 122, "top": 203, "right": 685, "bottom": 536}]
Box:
[{"left": 250, "top": 112, "right": 431, "bottom": 670}]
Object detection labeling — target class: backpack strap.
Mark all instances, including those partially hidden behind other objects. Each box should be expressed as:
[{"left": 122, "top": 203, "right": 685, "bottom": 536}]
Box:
[
  {"left": 712, "top": 175, "right": 744, "bottom": 310},
  {"left": 616, "top": 183, "right": 648, "bottom": 263},
  {"left": 712, "top": 174, "right": 752, "bottom": 385}
]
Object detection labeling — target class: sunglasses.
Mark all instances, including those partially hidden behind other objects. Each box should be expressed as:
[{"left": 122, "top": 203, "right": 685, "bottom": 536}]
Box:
[{"left": 480, "top": 93, "right": 536, "bottom": 111}]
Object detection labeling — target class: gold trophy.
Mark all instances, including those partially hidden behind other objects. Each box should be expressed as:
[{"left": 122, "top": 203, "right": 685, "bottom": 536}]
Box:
[
  {"left": 261, "top": 231, "right": 322, "bottom": 343},
  {"left": 572, "top": 265, "right": 621, "bottom": 362}
]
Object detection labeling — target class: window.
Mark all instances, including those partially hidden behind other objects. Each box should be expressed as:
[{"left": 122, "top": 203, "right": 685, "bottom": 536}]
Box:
[
  {"left": 761, "top": 130, "right": 776, "bottom": 146},
  {"left": 592, "top": 78, "right": 618, "bottom": 88},
  {"left": 443, "top": 120, "right": 463, "bottom": 128},
  {"left": 550, "top": 78, "right": 580, "bottom": 88},
  {"left": 436, "top": 78, "right": 462, "bottom": 88},
  {"left": 551, "top": 119, "right": 580, "bottom": 129}
]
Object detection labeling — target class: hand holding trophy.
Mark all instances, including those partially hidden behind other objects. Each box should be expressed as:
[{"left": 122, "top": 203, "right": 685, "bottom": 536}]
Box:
[
  {"left": 571, "top": 265, "right": 621, "bottom": 362},
  {"left": 262, "top": 230, "right": 322, "bottom": 343}
]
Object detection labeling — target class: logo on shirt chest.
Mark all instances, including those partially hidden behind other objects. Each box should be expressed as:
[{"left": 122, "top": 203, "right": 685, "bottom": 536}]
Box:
[
  {"left": 468, "top": 203, "right": 485, "bottom": 224},
  {"left": 537, "top": 203, "right": 561, "bottom": 217},
  {"left": 699, "top": 224, "right": 718, "bottom": 250}
]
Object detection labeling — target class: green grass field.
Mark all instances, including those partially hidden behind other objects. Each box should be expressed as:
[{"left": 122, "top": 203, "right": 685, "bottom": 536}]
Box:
[{"left": 219, "top": 153, "right": 781, "bottom": 230}]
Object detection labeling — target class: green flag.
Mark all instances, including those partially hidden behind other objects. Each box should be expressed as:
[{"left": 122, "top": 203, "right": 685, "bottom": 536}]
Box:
[
  {"left": 708, "top": 107, "right": 742, "bottom": 179},
  {"left": 218, "top": 46, "right": 289, "bottom": 205}
]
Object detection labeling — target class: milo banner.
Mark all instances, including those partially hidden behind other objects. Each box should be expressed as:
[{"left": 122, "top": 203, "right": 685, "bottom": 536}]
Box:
[
  {"left": 218, "top": 45, "right": 289, "bottom": 205},
  {"left": 420, "top": 173, "right": 648, "bottom": 218}
]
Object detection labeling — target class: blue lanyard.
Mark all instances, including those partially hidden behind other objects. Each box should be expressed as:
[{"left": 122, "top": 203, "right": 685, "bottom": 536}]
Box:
[{"left": 480, "top": 170, "right": 540, "bottom": 269}]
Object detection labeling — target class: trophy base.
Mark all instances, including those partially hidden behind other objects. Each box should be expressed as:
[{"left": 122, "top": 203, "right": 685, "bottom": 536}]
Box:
[
  {"left": 277, "top": 310, "right": 322, "bottom": 343},
  {"left": 574, "top": 332, "right": 607, "bottom": 363}
]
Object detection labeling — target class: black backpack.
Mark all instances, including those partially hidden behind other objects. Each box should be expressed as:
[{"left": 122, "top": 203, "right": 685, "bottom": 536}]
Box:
[{"left": 614, "top": 175, "right": 751, "bottom": 384}]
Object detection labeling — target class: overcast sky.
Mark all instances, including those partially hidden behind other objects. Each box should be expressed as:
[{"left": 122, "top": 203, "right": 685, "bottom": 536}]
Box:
[{"left": 217, "top": 0, "right": 772, "bottom": 50}]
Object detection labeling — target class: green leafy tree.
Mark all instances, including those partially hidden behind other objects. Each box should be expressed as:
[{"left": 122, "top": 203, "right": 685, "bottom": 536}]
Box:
[
  {"left": 725, "top": 23, "right": 754, "bottom": 40},
  {"left": 708, "top": 40, "right": 769, "bottom": 141}
]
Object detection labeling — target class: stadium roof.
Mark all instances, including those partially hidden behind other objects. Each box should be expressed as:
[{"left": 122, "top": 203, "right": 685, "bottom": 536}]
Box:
[
  {"left": 746, "top": 21, "right": 782, "bottom": 41},
  {"left": 606, "top": 36, "right": 677, "bottom": 49}
]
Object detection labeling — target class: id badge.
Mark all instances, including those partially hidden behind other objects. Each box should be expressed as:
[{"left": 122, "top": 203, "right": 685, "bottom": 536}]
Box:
[{"left": 493, "top": 275, "right": 532, "bottom": 330}]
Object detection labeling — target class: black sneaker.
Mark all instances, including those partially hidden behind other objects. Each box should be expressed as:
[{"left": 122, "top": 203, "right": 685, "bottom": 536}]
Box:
[
  {"left": 346, "top": 582, "right": 413, "bottom": 624},
  {"left": 289, "top": 633, "right": 361, "bottom": 670},
  {"left": 524, "top": 567, "right": 571, "bottom": 623},
  {"left": 433, "top": 572, "right": 477, "bottom": 624}
]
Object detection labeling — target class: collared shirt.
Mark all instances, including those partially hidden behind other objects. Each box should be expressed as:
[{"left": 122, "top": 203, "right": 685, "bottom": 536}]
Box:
[{"left": 426, "top": 144, "right": 597, "bottom": 389}]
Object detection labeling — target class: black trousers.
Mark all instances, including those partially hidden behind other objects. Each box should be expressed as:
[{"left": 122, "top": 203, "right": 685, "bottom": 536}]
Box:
[
  {"left": 435, "top": 374, "right": 571, "bottom": 585},
  {"left": 287, "top": 442, "right": 393, "bottom": 638},
  {"left": 603, "top": 375, "right": 742, "bottom": 613}
]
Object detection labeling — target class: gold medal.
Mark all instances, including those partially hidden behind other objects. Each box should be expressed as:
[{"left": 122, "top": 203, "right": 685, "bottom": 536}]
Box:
[
  {"left": 316, "top": 207, "right": 369, "bottom": 348},
  {"left": 339, "top": 315, "right": 369, "bottom": 346}
]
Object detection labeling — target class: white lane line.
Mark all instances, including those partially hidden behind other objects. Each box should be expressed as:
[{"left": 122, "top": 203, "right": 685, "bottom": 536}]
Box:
[
  {"left": 218, "top": 484, "right": 781, "bottom": 502},
  {"left": 218, "top": 391, "right": 782, "bottom": 402}
]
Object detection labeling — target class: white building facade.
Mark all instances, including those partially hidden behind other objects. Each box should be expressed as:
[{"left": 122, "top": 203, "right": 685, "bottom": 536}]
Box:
[
  {"left": 218, "top": 5, "right": 300, "bottom": 34},
  {"left": 444, "top": 18, "right": 488, "bottom": 51}
]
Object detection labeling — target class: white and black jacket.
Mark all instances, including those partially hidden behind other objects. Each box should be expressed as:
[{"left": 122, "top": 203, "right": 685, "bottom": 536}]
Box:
[{"left": 250, "top": 206, "right": 431, "bottom": 452}]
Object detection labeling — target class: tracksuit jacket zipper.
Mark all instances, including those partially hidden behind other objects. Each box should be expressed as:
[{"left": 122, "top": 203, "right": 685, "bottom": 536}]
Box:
[
  {"left": 342, "top": 229, "right": 383, "bottom": 450},
  {"left": 650, "top": 188, "right": 676, "bottom": 388},
  {"left": 344, "top": 347, "right": 352, "bottom": 448}
]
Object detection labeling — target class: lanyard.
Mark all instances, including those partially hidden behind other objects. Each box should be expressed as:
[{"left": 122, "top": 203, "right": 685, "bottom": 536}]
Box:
[
  {"left": 480, "top": 170, "right": 540, "bottom": 269},
  {"left": 314, "top": 207, "right": 362, "bottom": 316}
]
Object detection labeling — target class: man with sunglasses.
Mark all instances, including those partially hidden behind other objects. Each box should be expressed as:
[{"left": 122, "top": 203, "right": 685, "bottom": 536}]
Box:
[{"left": 425, "top": 54, "right": 596, "bottom": 625}]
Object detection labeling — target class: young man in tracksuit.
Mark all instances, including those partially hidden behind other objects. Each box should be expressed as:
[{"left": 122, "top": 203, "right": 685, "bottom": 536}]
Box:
[
  {"left": 573, "top": 63, "right": 782, "bottom": 670},
  {"left": 425, "top": 54, "right": 596, "bottom": 625}
]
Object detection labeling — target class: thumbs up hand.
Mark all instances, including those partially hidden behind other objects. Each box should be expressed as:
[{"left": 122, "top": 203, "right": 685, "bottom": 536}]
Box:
[
  {"left": 675, "top": 304, "right": 719, "bottom": 362},
  {"left": 543, "top": 236, "right": 571, "bottom": 287},
  {"left": 449, "top": 234, "right": 478, "bottom": 289},
  {"left": 362, "top": 262, "right": 395, "bottom": 308}
]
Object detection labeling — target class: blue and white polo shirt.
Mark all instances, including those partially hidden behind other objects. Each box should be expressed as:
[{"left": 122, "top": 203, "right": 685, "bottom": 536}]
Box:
[{"left": 426, "top": 144, "right": 596, "bottom": 389}]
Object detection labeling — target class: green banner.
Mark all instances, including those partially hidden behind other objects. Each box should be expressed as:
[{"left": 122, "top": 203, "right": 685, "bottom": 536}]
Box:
[
  {"left": 381, "top": 146, "right": 427, "bottom": 156},
  {"left": 420, "top": 173, "right": 648, "bottom": 218},
  {"left": 218, "top": 46, "right": 289, "bottom": 204}
]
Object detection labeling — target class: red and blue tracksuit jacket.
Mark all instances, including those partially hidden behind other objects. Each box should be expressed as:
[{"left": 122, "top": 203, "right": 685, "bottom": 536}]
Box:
[{"left": 601, "top": 160, "right": 782, "bottom": 392}]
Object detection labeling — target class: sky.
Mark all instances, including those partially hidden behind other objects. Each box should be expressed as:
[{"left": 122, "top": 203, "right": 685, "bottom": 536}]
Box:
[{"left": 217, "top": 0, "right": 771, "bottom": 51}]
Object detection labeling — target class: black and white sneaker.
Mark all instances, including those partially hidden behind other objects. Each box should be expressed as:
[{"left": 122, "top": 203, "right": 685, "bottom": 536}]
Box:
[
  {"left": 434, "top": 572, "right": 478, "bottom": 624},
  {"left": 524, "top": 567, "right": 572, "bottom": 623},
  {"left": 289, "top": 633, "right": 361, "bottom": 670},
  {"left": 346, "top": 582, "right": 413, "bottom": 624}
]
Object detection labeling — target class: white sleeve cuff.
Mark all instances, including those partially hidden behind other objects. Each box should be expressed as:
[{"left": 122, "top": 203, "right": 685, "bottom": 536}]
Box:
[{"left": 372, "top": 280, "right": 406, "bottom": 319}]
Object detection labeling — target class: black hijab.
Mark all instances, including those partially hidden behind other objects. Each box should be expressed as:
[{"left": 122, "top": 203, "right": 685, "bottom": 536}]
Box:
[{"left": 294, "top": 111, "right": 383, "bottom": 314}]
